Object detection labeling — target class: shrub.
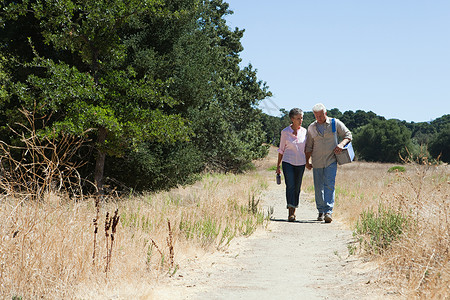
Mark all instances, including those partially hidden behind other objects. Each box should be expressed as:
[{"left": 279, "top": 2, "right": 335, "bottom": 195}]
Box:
[
  {"left": 429, "top": 124, "right": 450, "bottom": 163},
  {"left": 355, "top": 203, "right": 409, "bottom": 254},
  {"left": 105, "top": 141, "right": 205, "bottom": 191},
  {"left": 353, "top": 119, "right": 412, "bottom": 162},
  {"left": 388, "top": 166, "right": 406, "bottom": 173}
]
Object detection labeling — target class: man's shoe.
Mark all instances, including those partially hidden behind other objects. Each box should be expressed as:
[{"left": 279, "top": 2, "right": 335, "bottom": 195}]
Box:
[
  {"left": 317, "top": 213, "right": 324, "bottom": 221},
  {"left": 324, "top": 213, "right": 332, "bottom": 223}
]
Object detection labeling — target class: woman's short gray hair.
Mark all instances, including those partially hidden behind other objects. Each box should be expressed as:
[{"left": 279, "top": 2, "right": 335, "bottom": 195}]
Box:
[
  {"left": 312, "top": 103, "right": 327, "bottom": 113},
  {"left": 289, "top": 108, "right": 304, "bottom": 119}
]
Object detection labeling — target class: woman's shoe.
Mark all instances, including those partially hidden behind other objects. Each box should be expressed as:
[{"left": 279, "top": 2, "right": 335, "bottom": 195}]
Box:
[
  {"left": 288, "top": 207, "right": 296, "bottom": 222},
  {"left": 317, "top": 213, "right": 324, "bottom": 221}
]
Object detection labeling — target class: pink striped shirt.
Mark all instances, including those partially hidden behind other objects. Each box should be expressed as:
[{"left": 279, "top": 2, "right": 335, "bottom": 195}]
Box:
[{"left": 278, "top": 125, "right": 307, "bottom": 166}]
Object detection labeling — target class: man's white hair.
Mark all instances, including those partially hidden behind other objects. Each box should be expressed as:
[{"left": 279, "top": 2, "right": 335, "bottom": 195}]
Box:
[{"left": 312, "top": 103, "right": 327, "bottom": 113}]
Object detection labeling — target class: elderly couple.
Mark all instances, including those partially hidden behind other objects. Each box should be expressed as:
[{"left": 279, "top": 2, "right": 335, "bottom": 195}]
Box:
[{"left": 276, "top": 103, "right": 352, "bottom": 223}]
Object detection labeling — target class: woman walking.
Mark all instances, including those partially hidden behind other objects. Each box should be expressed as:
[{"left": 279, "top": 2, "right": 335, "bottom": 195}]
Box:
[{"left": 276, "top": 108, "right": 307, "bottom": 222}]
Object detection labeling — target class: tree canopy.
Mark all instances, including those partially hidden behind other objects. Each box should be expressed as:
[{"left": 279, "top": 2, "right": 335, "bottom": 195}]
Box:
[
  {"left": 429, "top": 124, "right": 450, "bottom": 163},
  {"left": 353, "top": 119, "right": 412, "bottom": 162},
  {"left": 1, "top": 0, "right": 448, "bottom": 194},
  {"left": 0, "top": 0, "right": 271, "bottom": 192}
]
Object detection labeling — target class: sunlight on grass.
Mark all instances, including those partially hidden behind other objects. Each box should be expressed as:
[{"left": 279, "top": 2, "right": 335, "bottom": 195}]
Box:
[{"left": 335, "top": 161, "right": 449, "bottom": 298}]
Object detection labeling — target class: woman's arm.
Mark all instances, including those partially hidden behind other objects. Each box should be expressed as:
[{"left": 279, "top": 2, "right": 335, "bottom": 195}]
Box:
[
  {"left": 276, "top": 153, "right": 283, "bottom": 174},
  {"left": 277, "top": 130, "right": 286, "bottom": 174}
]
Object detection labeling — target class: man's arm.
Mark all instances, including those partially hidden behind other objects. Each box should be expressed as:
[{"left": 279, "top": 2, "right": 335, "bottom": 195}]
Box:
[
  {"left": 305, "top": 127, "right": 314, "bottom": 170},
  {"left": 334, "top": 119, "right": 352, "bottom": 154}
]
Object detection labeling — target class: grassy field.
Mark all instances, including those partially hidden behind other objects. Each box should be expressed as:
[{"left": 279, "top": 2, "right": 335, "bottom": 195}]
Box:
[
  {"left": 327, "top": 161, "right": 449, "bottom": 299},
  {"left": 0, "top": 146, "right": 448, "bottom": 298},
  {"left": 0, "top": 170, "right": 271, "bottom": 298}
]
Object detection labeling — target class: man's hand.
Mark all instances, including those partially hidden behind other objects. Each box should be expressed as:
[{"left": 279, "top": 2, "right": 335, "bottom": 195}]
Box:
[
  {"left": 334, "top": 138, "right": 351, "bottom": 154},
  {"left": 333, "top": 144, "right": 344, "bottom": 154},
  {"left": 276, "top": 165, "right": 281, "bottom": 174},
  {"left": 305, "top": 151, "right": 312, "bottom": 170}
]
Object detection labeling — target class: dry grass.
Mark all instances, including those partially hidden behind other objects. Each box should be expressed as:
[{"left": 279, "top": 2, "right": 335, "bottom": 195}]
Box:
[
  {"left": 329, "top": 161, "right": 449, "bottom": 298},
  {"left": 1, "top": 143, "right": 448, "bottom": 298},
  {"left": 0, "top": 117, "right": 272, "bottom": 298},
  {"left": 0, "top": 171, "right": 270, "bottom": 298}
]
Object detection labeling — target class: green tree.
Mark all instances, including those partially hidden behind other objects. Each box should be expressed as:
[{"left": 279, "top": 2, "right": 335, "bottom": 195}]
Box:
[
  {"left": 327, "top": 108, "right": 342, "bottom": 119},
  {"left": 261, "top": 113, "right": 283, "bottom": 146},
  {"left": 340, "top": 110, "right": 383, "bottom": 131},
  {"left": 404, "top": 121, "right": 436, "bottom": 145},
  {"left": 1, "top": 0, "right": 272, "bottom": 191},
  {"left": 429, "top": 124, "right": 450, "bottom": 163},
  {"left": 302, "top": 111, "right": 315, "bottom": 128},
  {"left": 353, "top": 119, "right": 412, "bottom": 162},
  {"left": 1, "top": 0, "right": 190, "bottom": 193},
  {"left": 0, "top": 53, "right": 11, "bottom": 139},
  {"left": 430, "top": 114, "right": 450, "bottom": 132},
  {"left": 0, "top": 53, "right": 9, "bottom": 106},
  {"left": 184, "top": 0, "right": 271, "bottom": 172}
]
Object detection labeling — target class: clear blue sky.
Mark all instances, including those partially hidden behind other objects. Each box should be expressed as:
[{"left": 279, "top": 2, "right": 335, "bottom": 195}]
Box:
[{"left": 225, "top": 0, "right": 450, "bottom": 122}]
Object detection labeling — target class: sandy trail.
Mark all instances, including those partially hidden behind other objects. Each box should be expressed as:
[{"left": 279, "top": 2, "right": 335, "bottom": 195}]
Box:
[{"left": 153, "top": 179, "right": 396, "bottom": 299}]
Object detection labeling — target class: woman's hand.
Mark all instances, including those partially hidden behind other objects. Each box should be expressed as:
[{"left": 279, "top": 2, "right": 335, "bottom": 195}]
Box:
[{"left": 276, "top": 165, "right": 281, "bottom": 174}]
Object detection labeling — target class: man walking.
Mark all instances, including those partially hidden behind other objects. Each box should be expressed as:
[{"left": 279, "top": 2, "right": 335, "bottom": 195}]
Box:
[{"left": 305, "top": 103, "right": 352, "bottom": 223}]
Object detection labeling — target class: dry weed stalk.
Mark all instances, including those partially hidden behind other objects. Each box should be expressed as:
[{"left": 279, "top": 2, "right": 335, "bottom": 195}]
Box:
[
  {"left": 0, "top": 108, "right": 90, "bottom": 201},
  {"left": 166, "top": 219, "right": 174, "bottom": 268},
  {"left": 104, "top": 209, "right": 120, "bottom": 275},
  {"left": 104, "top": 211, "right": 112, "bottom": 273},
  {"left": 151, "top": 239, "right": 163, "bottom": 256},
  {"left": 146, "top": 220, "right": 175, "bottom": 270},
  {"left": 92, "top": 197, "right": 100, "bottom": 265}
]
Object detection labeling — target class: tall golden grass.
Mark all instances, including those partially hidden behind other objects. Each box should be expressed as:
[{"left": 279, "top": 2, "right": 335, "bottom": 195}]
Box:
[
  {"left": 0, "top": 171, "right": 270, "bottom": 298},
  {"left": 1, "top": 143, "right": 448, "bottom": 298},
  {"left": 322, "top": 160, "right": 450, "bottom": 298}
]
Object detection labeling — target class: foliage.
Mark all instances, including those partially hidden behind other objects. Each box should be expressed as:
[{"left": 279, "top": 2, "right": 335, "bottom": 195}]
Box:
[
  {"left": 302, "top": 111, "right": 316, "bottom": 128},
  {"left": 1, "top": 0, "right": 195, "bottom": 193},
  {"left": 428, "top": 124, "right": 450, "bottom": 163},
  {"left": 405, "top": 121, "right": 436, "bottom": 145},
  {"left": 355, "top": 203, "right": 409, "bottom": 254},
  {"left": 388, "top": 166, "right": 406, "bottom": 173},
  {"left": 0, "top": 109, "right": 88, "bottom": 200},
  {"left": 353, "top": 119, "right": 412, "bottom": 162},
  {"left": 339, "top": 109, "right": 383, "bottom": 131},
  {"left": 0, "top": 54, "right": 8, "bottom": 101},
  {"left": 105, "top": 141, "right": 204, "bottom": 191},
  {"left": 189, "top": 103, "right": 268, "bottom": 173},
  {"left": 260, "top": 112, "right": 282, "bottom": 146},
  {"left": 0, "top": 0, "right": 271, "bottom": 192}
]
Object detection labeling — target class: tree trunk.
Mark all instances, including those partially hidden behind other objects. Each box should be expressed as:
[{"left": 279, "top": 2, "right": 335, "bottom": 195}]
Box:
[{"left": 94, "top": 126, "right": 107, "bottom": 196}]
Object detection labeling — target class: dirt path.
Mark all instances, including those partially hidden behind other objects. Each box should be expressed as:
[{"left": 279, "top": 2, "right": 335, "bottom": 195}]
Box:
[{"left": 152, "top": 180, "right": 397, "bottom": 299}]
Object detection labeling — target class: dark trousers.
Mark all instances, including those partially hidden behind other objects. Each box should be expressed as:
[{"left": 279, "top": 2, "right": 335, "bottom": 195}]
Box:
[{"left": 282, "top": 161, "right": 306, "bottom": 208}]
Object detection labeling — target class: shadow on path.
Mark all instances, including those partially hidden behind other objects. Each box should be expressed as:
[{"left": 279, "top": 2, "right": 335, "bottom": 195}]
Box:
[{"left": 270, "top": 218, "right": 319, "bottom": 224}]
